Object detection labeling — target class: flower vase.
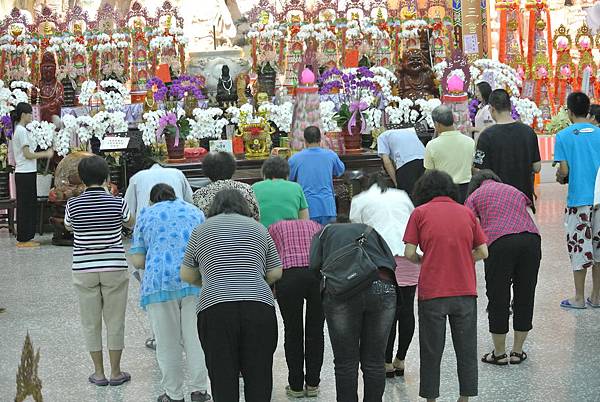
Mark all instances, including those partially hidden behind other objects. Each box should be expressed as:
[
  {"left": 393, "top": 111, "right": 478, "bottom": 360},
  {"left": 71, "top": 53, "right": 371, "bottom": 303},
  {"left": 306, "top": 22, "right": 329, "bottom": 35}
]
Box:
[
  {"left": 342, "top": 121, "right": 363, "bottom": 154},
  {"left": 166, "top": 134, "right": 185, "bottom": 161},
  {"left": 0, "top": 171, "right": 10, "bottom": 199}
]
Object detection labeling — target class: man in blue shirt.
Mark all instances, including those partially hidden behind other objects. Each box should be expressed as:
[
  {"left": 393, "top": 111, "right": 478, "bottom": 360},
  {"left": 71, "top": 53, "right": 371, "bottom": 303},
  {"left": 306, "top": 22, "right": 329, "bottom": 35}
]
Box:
[
  {"left": 289, "top": 126, "right": 345, "bottom": 225},
  {"left": 555, "top": 92, "right": 600, "bottom": 309}
]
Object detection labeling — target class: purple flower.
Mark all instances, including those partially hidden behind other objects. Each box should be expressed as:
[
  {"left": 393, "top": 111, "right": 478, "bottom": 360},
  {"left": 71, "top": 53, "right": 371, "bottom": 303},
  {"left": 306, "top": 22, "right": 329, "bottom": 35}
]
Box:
[
  {"left": 147, "top": 77, "right": 167, "bottom": 102},
  {"left": 468, "top": 99, "right": 480, "bottom": 124},
  {"left": 1, "top": 115, "right": 12, "bottom": 139}
]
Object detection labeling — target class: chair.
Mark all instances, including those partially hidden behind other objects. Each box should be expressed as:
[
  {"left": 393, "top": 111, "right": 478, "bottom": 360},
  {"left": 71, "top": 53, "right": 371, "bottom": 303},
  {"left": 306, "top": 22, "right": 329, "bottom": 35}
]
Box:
[{"left": 0, "top": 198, "right": 16, "bottom": 235}]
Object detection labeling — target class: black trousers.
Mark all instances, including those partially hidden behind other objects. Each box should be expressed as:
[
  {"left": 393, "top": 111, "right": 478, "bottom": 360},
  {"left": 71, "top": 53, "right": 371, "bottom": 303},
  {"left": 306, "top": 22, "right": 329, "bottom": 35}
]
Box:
[
  {"left": 385, "top": 285, "right": 416, "bottom": 363},
  {"left": 395, "top": 159, "right": 424, "bottom": 198},
  {"left": 197, "top": 301, "right": 278, "bottom": 402},
  {"left": 15, "top": 172, "right": 37, "bottom": 242},
  {"left": 485, "top": 233, "right": 541, "bottom": 334},
  {"left": 276, "top": 268, "right": 325, "bottom": 391},
  {"left": 418, "top": 296, "right": 478, "bottom": 399}
]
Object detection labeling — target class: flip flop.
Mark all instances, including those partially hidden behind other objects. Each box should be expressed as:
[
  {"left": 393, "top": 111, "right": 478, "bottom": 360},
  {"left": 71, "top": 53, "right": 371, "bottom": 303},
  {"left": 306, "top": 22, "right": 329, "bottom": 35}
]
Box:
[
  {"left": 109, "top": 372, "right": 131, "bottom": 386},
  {"left": 88, "top": 374, "right": 109, "bottom": 386},
  {"left": 560, "top": 299, "right": 586, "bottom": 309},
  {"left": 586, "top": 297, "right": 600, "bottom": 308}
]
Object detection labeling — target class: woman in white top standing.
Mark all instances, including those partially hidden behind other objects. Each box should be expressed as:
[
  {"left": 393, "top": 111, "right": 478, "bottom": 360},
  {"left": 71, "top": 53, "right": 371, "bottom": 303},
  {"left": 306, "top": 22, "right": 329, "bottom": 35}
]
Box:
[
  {"left": 349, "top": 172, "right": 420, "bottom": 378},
  {"left": 11, "top": 102, "right": 53, "bottom": 248},
  {"left": 470, "top": 81, "right": 495, "bottom": 143}
]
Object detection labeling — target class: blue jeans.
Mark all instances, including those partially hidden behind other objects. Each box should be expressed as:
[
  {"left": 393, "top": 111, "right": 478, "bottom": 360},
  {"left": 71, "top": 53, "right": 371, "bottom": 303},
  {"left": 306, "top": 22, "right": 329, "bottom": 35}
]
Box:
[{"left": 323, "top": 279, "right": 396, "bottom": 402}]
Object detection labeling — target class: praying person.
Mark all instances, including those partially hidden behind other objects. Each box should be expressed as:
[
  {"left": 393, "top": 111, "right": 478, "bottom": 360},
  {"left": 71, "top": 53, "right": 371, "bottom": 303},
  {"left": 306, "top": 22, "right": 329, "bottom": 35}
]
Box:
[
  {"left": 404, "top": 170, "right": 488, "bottom": 402},
  {"left": 289, "top": 126, "right": 345, "bottom": 225},
  {"left": 64, "top": 155, "right": 132, "bottom": 387}
]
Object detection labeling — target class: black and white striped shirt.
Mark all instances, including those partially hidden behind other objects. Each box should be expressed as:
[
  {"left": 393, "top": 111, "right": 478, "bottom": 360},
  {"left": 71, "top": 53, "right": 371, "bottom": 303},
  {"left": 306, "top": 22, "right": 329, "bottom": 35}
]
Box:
[
  {"left": 183, "top": 213, "right": 282, "bottom": 312},
  {"left": 65, "top": 188, "right": 130, "bottom": 272}
]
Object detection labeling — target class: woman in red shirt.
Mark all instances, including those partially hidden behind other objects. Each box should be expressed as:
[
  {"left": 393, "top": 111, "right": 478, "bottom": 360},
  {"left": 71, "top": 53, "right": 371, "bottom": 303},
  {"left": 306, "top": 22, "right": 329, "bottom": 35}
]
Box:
[
  {"left": 465, "top": 170, "right": 541, "bottom": 366},
  {"left": 404, "top": 170, "right": 488, "bottom": 402}
]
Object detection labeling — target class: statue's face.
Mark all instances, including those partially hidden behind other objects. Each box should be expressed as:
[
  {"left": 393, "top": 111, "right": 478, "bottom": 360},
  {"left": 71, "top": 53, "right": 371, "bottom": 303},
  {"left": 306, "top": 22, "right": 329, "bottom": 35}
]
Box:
[
  {"left": 405, "top": 51, "right": 424, "bottom": 74},
  {"left": 41, "top": 64, "right": 56, "bottom": 81}
]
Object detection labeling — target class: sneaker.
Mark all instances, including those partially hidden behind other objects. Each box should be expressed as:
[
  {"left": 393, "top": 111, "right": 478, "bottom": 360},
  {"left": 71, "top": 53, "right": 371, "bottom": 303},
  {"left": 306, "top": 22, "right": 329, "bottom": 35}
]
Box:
[
  {"left": 305, "top": 385, "right": 319, "bottom": 398},
  {"left": 286, "top": 386, "right": 305, "bottom": 398},
  {"left": 157, "top": 394, "right": 183, "bottom": 402},
  {"left": 191, "top": 391, "right": 212, "bottom": 402},
  {"left": 16, "top": 241, "right": 40, "bottom": 248}
]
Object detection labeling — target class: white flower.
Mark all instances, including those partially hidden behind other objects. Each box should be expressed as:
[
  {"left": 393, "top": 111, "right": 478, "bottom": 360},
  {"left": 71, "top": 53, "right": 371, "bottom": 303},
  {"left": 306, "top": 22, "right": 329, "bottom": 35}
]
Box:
[
  {"left": 10, "top": 81, "right": 33, "bottom": 91},
  {"left": 79, "top": 81, "right": 97, "bottom": 105},
  {"left": 138, "top": 110, "right": 165, "bottom": 145},
  {"left": 258, "top": 102, "right": 293, "bottom": 133},
  {"left": 364, "top": 108, "right": 383, "bottom": 130},
  {"left": 320, "top": 101, "right": 337, "bottom": 133},
  {"left": 27, "top": 120, "right": 56, "bottom": 150},
  {"left": 188, "top": 108, "right": 228, "bottom": 139},
  {"left": 512, "top": 97, "right": 543, "bottom": 130}
]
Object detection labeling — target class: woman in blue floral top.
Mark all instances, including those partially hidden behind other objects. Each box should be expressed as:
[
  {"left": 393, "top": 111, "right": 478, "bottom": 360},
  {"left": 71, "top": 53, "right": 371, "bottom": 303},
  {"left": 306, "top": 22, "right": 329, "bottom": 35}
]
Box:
[{"left": 130, "top": 183, "right": 211, "bottom": 402}]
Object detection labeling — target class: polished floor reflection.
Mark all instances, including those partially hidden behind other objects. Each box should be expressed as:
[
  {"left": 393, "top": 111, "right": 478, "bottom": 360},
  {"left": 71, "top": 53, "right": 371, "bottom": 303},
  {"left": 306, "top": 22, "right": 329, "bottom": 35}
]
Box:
[{"left": 1, "top": 183, "right": 600, "bottom": 401}]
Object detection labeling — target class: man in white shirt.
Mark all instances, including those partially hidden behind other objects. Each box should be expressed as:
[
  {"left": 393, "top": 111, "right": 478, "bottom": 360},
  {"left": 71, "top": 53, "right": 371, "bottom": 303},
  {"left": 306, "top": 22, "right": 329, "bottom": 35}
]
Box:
[
  {"left": 125, "top": 160, "right": 193, "bottom": 224},
  {"left": 377, "top": 128, "right": 425, "bottom": 197}
]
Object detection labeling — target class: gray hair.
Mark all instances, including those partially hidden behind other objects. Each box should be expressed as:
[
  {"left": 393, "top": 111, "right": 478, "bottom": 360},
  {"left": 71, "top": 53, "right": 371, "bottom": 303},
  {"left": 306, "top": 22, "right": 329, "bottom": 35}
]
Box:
[{"left": 431, "top": 105, "right": 455, "bottom": 127}]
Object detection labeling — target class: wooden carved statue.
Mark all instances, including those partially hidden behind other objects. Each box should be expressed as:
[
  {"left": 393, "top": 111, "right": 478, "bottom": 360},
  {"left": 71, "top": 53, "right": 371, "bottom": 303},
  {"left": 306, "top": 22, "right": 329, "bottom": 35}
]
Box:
[
  {"left": 32, "top": 52, "right": 65, "bottom": 123},
  {"left": 396, "top": 49, "right": 437, "bottom": 100}
]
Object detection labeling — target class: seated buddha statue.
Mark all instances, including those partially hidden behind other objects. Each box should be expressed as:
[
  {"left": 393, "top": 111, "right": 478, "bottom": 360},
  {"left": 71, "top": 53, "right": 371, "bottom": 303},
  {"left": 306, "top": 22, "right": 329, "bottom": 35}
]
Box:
[
  {"left": 216, "top": 65, "right": 238, "bottom": 108},
  {"left": 396, "top": 49, "right": 438, "bottom": 100}
]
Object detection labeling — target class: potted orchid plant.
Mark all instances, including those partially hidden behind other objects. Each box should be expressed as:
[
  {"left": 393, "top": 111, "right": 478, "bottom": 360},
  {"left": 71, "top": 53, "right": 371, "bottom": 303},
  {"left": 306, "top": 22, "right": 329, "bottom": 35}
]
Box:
[
  {"left": 145, "top": 75, "right": 205, "bottom": 160},
  {"left": 319, "top": 66, "right": 381, "bottom": 152}
]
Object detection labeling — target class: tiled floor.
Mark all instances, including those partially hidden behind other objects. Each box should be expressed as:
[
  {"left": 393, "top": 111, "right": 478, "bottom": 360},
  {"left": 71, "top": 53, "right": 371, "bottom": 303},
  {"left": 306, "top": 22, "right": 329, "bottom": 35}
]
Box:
[{"left": 1, "top": 183, "right": 600, "bottom": 402}]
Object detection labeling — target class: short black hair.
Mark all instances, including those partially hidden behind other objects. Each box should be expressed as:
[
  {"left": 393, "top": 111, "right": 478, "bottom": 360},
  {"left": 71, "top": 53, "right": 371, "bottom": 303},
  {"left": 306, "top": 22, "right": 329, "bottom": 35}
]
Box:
[
  {"left": 467, "top": 169, "right": 502, "bottom": 197},
  {"left": 412, "top": 170, "right": 459, "bottom": 206},
  {"left": 207, "top": 189, "right": 252, "bottom": 218},
  {"left": 304, "top": 126, "right": 321, "bottom": 144},
  {"left": 590, "top": 104, "right": 600, "bottom": 124},
  {"left": 261, "top": 156, "right": 289, "bottom": 179},
  {"left": 488, "top": 89, "right": 512, "bottom": 112},
  {"left": 150, "top": 183, "right": 176, "bottom": 204},
  {"left": 202, "top": 151, "right": 236, "bottom": 182},
  {"left": 567, "top": 92, "right": 591, "bottom": 118},
  {"left": 78, "top": 155, "right": 110, "bottom": 186},
  {"left": 476, "top": 81, "right": 493, "bottom": 104}
]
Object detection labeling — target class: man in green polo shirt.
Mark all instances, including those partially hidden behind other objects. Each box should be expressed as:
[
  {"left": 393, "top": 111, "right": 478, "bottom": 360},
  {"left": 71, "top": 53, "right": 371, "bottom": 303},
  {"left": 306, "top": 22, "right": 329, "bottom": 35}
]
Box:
[
  {"left": 252, "top": 156, "right": 310, "bottom": 227},
  {"left": 424, "top": 105, "right": 476, "bottom": 203}
]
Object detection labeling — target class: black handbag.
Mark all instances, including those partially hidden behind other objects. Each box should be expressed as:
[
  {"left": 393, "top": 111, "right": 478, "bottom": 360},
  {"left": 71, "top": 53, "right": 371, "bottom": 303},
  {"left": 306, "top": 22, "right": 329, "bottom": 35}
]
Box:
[{"left": 319, "top": 225, "right": 379, "bottom": 300}]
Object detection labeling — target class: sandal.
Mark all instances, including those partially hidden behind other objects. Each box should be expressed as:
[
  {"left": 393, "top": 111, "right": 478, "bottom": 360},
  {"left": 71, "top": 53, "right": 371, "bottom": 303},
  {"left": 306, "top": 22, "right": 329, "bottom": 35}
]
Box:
[
  {"left": 109, "top": 372, "right": 131, "bottom": 386},
  {"left": 145, "top": 337, "right": 156, "bottom": 350},
  {"left": 481, "top": 351, "right": 509, "bottom": 365},
  {"left": 509, "top": 351, "right": 528, "bottom": 364},
  {"left": 88, "top": 374, "right": 109, "bottom": 386}
]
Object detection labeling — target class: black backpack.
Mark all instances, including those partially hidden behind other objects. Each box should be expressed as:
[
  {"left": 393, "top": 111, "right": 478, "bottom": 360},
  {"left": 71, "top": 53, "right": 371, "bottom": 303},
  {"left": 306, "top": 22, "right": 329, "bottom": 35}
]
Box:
[{"left": 319, "top": 225, "right": 379, "bottom": 300}]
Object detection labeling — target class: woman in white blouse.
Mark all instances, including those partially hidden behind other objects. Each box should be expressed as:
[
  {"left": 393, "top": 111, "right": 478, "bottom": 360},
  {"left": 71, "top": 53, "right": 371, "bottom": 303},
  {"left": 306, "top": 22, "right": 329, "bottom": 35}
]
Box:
[
  {"left": 470, "top": 81, "right": 495, "bottom": 142},
  {"left": 349, "top": 172, "right": 420, "bottom": 378}
]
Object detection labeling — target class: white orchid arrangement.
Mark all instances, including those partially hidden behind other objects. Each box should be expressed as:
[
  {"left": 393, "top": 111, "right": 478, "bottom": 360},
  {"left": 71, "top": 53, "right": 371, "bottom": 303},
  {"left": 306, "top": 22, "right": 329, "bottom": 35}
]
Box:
[
  {"left": 0, "top": 80, "right": 31, "bottom": 117},
  {"left": 27, "top": 121, "right": 56, "bottom": 150},
  {"left": 90, "top": 32, "right": 129, "bottom": 53},
  {"left": 345, "top": 20, "right": 362, "bottom": 40},
  {"left": 47, "top": 36, "right": 86, "bottom": 55},
  {"left": 472, "top": 59, "right": 522, "bottom": 97},
  {"left": 258, "top": 102, "right": 293, "bottom": 133},
  {"left": 79, "top": 80, "right": 128, "bottom": 112},
  {"left": 385, "top": 96, "right": 441, "bottom": 128},
  {"left": 400, "top": 19, "right": 428, "bottom": 39},
  {"left": 138, "top": 110, "right": 165, "bottom": 146},
  {"left": 370, "top": 67, "right": 397, "bottom": 105},
  {"left": 512, "top": 97, "right": 544, "bottom": 131},
  {"left": 188, "top": 108, "right": 229, "bottom": 139},
  {"left": 226, "top": 103, "right": 255, "bottom": 124},
  {"left": 320, "top": 101, "right": 337, "bottom": 133},
  {"left": 363, "top": 108, "right": 383, "bottom": 130},
  {"left": 148, "top": 26, "right": 188, "bottom": 50},
  {"left": 247, "top": 22, "right": 285, "bottom": 41},
  {"left": 297, "top": 23, "right": 336, "bottom": 42}
]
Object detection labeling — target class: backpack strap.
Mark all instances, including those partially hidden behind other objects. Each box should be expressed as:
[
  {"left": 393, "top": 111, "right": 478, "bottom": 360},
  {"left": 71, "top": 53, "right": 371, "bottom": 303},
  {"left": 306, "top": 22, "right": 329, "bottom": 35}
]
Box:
[{"left": 357, "top": 225, "right": 374, "bottom": 244}]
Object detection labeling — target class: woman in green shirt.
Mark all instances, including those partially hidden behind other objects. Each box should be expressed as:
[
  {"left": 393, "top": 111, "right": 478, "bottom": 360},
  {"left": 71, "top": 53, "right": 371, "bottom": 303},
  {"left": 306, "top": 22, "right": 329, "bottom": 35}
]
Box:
[{"left": 252, "top": 156, "right": 310, "bottom": 227}]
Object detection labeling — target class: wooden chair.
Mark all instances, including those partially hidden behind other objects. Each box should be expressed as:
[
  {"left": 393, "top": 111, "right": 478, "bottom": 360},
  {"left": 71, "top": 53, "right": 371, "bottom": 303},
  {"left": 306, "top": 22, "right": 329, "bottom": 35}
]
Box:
[{"left": 0, "top": 198, "right": 16, "bottom": 235}]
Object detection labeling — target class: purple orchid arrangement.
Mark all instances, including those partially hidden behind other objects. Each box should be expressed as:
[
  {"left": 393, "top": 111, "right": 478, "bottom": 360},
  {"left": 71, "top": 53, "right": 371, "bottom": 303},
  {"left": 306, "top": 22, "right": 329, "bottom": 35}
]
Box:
[
  {"left": 170, "top": 75, "right": 205, "bottom": 100},
  {"left": 1, "top": 115, "right": 13, "bottom": 139},
  {"left": 147, "top": 77, "right": 168, "bottom": 101},
  {"left": 319, "top": 67, "right": 380, "bottom": 134}
]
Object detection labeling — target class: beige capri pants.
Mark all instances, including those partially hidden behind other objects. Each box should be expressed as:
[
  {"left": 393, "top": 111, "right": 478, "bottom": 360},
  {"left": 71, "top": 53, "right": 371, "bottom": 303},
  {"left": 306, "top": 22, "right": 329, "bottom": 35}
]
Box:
[{"left": 72, "top": 270, "right": 129, "bottom": 352}]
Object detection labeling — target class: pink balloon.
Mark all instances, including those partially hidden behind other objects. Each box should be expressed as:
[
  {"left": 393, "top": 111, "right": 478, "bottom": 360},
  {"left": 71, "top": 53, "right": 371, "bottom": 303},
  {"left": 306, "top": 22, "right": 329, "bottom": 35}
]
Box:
[
  {"left": 447, "top": 75, "right": 464, "bottom": 92},
  {"left": 300, "top": 68, "right": 316, "bottom": 85}
]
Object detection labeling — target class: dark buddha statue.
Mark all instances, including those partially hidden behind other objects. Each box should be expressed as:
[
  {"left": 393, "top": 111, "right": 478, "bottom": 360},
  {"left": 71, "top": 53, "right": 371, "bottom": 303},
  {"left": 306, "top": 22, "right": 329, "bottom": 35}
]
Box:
[
  {"left": 396, "top": 49, "right": 438, "bottom": 100},
  {"left": 216, "top": 65, "right": 238, "bottom": 108}
]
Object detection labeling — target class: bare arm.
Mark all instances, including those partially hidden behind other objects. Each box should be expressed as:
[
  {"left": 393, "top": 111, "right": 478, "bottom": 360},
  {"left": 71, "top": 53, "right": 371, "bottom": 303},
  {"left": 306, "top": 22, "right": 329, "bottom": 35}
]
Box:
[
  {"left": 404, "top": 243, "right": 422, "bottom": 264},
  {"left": 180, "top": 264, "right": 203, "bottom": 287},
  {"left": 22, "top": 146, "right": 53, "bottom": 160},
  {"left": 532, "top": 161, "right": 542, "bottom": 174},
  {"left": 380, "top": 155, "right": 397, "bottom": 187},
  {"left": 299, "top": 208, "right": 310, "bottom": 220},
  {"left": 129, "top": 253, "right": 146, "bottom": 270},
  {"left": 265, "top": 267, "right": 283, "bottom": 285},
  {"left": 472, "top": 243, "right": 489, "bottom": 262},
  {"left": 558, "top": 161, "right": 569, "bottom": 178}
]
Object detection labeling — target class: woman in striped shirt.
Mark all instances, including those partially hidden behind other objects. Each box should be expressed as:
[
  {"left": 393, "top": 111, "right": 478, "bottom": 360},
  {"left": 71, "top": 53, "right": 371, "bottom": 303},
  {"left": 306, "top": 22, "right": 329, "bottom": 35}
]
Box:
[
  {"left": 181, "top": 189, "right": 282, "bottom": 401},
  {"left": 64, "top": 155, "right": 133, "bottom": 387}
]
